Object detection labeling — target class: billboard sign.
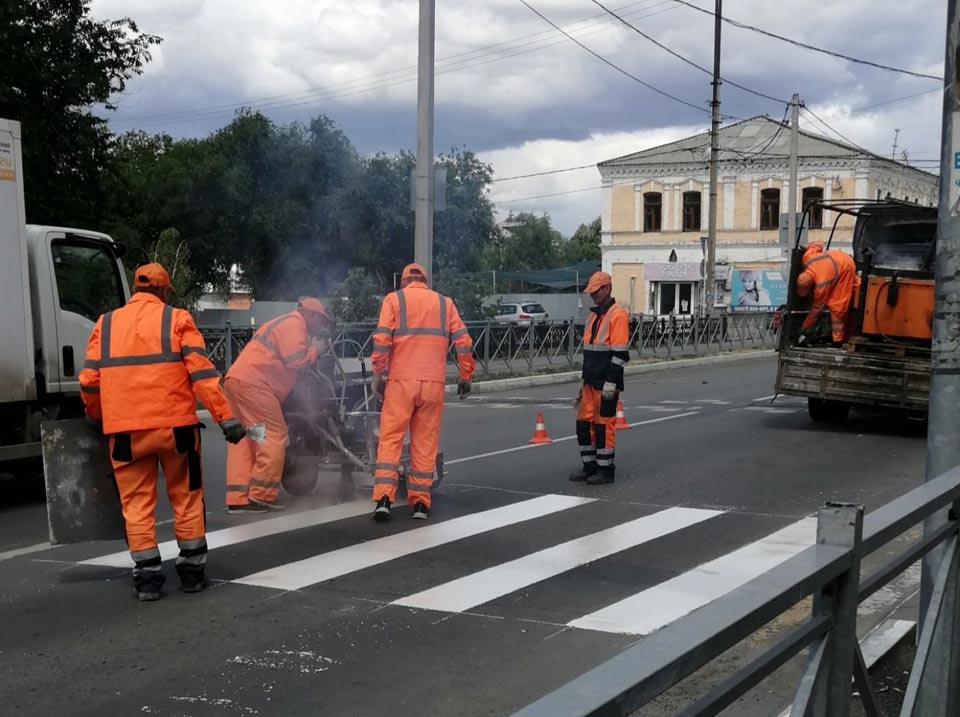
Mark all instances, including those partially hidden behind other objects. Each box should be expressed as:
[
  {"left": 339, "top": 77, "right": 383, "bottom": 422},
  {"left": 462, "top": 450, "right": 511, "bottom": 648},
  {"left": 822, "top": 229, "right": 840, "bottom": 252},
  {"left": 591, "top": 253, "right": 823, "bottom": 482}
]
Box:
[{"left": 729, "top": 267, "right": 787, "bottom": 312}]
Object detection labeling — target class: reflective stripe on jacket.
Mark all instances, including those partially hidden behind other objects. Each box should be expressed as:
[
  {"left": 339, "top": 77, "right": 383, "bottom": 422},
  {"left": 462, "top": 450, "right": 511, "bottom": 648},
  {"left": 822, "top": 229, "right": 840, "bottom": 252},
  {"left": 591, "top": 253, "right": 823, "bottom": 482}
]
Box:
[
  {"left": 581, "top": 299, "right": 630, "bottom": 390},
  {"left": 225, "top": 310, "right": 318, "bottom": 401},
  {"left": 79, "top": 292, "right": 232, "bottom": 434},
  {"left": 370, "top": 283, "right": 475, "bottom": 383}
]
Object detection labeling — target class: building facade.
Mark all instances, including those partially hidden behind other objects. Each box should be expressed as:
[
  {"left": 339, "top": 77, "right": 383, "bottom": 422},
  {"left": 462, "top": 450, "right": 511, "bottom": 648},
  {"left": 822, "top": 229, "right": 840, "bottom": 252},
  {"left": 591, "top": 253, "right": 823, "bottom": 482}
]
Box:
[{"left": 597, "top": 117, "right": 938, "bottom": 316}]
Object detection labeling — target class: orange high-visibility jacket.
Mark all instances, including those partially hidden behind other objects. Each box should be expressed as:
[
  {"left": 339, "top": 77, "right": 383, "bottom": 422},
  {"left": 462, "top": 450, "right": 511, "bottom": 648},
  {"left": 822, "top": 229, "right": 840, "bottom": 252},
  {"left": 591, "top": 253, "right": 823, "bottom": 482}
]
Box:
[
  {"left": 80, "top": 293, "right": 232, "bottom": 434},
  {"left": 581, "top": 299, "right": 630, "bottom": 390},
  {"left": 371, "top": 283, "right": 475, "bottom": 383},
  {"left": 798, "top": 245, "right": 858, "bottom": 332},
  {"left": 226, "top": 311, "right": 319, "bottom": 401}
]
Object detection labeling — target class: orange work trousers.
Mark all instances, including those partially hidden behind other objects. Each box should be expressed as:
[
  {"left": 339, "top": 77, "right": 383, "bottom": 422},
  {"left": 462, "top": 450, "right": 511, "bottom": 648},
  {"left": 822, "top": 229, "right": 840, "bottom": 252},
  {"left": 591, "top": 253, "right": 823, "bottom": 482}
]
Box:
[
  {"left": 576, "top": 384, "right": 618, "bottom": 478},
  {"left": 373, "top": 379, "right": 443, "bottom": 508},
  {"left": 109, "top": 426, "right": 206, "bottom": 592},
  {"left": 222, "top": 377, "right": 287, "bottom": 506}
]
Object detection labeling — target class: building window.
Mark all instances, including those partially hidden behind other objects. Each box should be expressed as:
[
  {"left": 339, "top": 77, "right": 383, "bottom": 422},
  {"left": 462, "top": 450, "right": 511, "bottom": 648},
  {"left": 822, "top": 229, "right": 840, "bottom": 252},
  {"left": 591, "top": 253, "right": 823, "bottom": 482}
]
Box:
[
  {"left": 802, "top": 187, "right": 824, "bottom": 229},
  {"left": 760, "top": 188, "right": 780, "bottom": 230},
  {"left": 682, "top": 191, "right": 701, "bottom": 232},
  {"left": 654, "top": 282, "right": 695, "bottom": 315},
  {"left": 715, "top": 280, "right": 727, "bottom": 307},
  {"left": 643, "top": 192, "right": 662, "bottom": 232}
]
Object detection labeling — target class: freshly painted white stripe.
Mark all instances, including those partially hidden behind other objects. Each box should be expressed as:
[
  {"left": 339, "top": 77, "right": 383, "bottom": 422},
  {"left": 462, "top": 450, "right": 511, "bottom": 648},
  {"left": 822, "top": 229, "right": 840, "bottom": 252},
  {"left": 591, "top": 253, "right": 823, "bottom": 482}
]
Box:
[
  {"left": 393, "top": 507, "right": 723, "bottom": 614},
  {"left": 568, "top": 517, "right": 817, "bottom": 635},
  {"left": 0, "top": 542, "right": 60, "bottom": 562},
  {"left": 752, "top": 395, "right": 777, "bottom": 402},
  {"left": 234, "top": 494, "right": 595, "bottom": 591},
  {"left": 445, "top": 413, "right": 699, "bottom": 467},
  {"left": 82, "top": 501, "right": 372, "bottom": 568}
]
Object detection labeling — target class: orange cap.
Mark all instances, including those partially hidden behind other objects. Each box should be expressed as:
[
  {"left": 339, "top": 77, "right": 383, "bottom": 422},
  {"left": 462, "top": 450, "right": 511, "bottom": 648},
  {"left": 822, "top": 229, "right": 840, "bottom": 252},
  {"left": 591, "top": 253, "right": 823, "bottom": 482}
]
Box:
[
  {"left": 584, "top": 271, "right": 612, "bottom": 294},
  {"left": 401, "top": 263, "right": 428, "bottom": 282},
  {"left": 297, "top": 297, "right": 331, "bottom": 321},
  {"left": 133, "top": 263, "right": 174, "bottom": 291}
]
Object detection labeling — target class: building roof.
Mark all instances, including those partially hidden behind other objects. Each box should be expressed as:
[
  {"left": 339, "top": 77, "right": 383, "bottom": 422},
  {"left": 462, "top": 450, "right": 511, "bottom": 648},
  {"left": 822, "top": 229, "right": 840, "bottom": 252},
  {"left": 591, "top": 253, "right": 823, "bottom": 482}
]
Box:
[{"left": 598, "top": 116, "right": 935, "bottom": 180}]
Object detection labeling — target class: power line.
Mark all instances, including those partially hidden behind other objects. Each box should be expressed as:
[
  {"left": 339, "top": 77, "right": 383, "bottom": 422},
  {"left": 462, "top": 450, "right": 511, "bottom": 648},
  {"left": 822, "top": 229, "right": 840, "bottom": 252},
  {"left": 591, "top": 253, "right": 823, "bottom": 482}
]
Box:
[
  {"left": 816, "top": 88, "right": 942, "bottom": 121},
  {"left": 519, "top": 0, "right": 723, "bottom": 117},
  {"left": 491, "top": 164, "right": 597, "bottom": 182},
  {"left": 668, "top": 0, "right": 941, "bottom": 81},
  {"left": 589, "top": 0, "right": 788, "bottom": 105},
  {"left": 800, "top": 106, "right": 873, "bottom": 155},
  {"left": 111, "top": 0, "right": 680, "bottom": 129},
  {"left": 493, "top": 185, "right": 602, "bottom": 204}
]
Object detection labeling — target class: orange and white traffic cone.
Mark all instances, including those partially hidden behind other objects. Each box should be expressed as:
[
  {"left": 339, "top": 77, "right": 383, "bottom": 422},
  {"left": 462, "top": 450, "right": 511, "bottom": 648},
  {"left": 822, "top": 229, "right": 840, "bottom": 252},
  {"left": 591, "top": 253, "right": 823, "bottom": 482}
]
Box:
[
  {"left": 528, "top": 411, "right": 553, "bottom": 444},
  {"left": 614, "top": 401, "right": 631, "bottom": 430}
]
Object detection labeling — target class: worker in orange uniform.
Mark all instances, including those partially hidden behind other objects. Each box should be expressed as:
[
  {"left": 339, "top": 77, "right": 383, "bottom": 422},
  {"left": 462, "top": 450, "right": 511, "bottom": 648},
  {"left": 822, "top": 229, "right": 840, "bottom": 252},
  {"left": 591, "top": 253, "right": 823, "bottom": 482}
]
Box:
[
  {"left": 569, "top": 271, "right": 630, "bottom": 485},
  {"left": 222, "top": 298, "right": 333, "bottom": 512},
  {"left": 79, "top": 263, "right": 246, "bottom": 602},
  {"left": 796, "top": 241, "right": 858, "bottom": 345},
  {"left": 370, "top": 263, "right": 475, "bottom": 521}
]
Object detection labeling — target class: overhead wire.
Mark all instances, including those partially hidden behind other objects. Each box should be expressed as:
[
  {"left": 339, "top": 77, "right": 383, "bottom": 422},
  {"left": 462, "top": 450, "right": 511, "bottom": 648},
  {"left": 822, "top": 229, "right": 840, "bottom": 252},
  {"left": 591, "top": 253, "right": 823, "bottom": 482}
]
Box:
[
  {"left": 518, "top": 0, "right": 725, "bottom": 117},
  {"left": 589, "top": 0, "right": 788, "bottom": 104},
  {"left": 667, "top": 0, "right": 942, "bottom": 81},
  {"left": 111, "top": 0, "right": 681, "bottom": 129}
]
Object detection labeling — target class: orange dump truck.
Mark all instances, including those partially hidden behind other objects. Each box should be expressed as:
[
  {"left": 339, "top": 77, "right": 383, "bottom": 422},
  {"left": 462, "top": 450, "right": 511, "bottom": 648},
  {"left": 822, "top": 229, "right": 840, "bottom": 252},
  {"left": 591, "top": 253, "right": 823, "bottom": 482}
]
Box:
[{"left": 775, "top": 200, "right": 936, "bottom": 423}]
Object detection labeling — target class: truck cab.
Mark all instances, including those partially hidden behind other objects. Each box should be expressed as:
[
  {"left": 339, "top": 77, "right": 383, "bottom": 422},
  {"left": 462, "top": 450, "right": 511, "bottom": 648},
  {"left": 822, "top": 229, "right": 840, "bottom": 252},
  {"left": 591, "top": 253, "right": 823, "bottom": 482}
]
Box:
[{"left": 0, "top": 118, "right": 129, "bottom": 468}]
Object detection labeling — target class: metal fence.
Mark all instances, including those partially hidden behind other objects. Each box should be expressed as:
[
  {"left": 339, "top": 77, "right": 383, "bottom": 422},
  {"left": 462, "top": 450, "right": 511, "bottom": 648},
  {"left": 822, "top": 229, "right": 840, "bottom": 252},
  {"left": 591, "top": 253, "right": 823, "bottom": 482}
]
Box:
[
  {"left": 511, "top": 466, "right": 960, "bottom": 717},
  {"left": 200, "top": 313, "right": 777, "bottom": 377}
]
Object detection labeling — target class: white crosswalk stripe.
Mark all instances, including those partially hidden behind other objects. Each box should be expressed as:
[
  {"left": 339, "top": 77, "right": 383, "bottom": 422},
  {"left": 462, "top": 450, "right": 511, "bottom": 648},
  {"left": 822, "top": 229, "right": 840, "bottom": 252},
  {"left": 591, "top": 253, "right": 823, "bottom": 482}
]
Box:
[
  {"left": 234, "top": 494, "right": 594, "bottom": 591},
  {"left": 392, "top": 507, "right": 723, "bottom": 614},
  {"left": 567, "top": 517, "right": 816, "bottom": 635}
]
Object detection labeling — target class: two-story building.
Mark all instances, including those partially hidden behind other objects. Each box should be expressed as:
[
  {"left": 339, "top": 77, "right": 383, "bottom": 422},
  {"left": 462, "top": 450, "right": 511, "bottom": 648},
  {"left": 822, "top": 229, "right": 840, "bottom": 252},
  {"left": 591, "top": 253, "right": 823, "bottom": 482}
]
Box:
[{"left": 597, "top": 116, "right": 938, "bottom": 316}]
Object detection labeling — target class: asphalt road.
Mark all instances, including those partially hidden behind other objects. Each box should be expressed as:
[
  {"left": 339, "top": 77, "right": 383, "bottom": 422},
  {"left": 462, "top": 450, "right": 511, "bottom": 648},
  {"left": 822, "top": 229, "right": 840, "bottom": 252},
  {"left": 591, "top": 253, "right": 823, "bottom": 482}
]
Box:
[{"left": 0, "top": 355, "right": 928, "bottom": 717}]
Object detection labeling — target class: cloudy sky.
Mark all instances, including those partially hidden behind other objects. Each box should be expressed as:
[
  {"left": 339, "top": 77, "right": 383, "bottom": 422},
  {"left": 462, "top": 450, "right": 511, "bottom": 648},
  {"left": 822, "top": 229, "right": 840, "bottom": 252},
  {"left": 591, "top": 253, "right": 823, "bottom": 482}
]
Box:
[{"left": 92, "top": 0, "right": 946, "bottom": 234}]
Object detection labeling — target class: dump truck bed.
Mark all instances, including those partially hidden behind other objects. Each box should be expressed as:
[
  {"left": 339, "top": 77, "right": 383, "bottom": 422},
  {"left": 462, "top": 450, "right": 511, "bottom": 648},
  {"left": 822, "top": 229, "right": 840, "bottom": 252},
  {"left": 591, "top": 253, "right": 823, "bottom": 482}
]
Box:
[{"left": 776, "top": 346, "right": 929, "bottom": 412}]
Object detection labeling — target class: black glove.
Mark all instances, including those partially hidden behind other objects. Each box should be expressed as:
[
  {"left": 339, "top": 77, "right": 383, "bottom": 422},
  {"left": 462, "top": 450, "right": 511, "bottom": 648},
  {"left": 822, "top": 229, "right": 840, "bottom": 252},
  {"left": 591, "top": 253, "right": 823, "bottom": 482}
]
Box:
[
  {"left": 220, "top": 419, "right": 246, "bottom": 444},
  {"left": 457, "top": 379, "right": 472, "bottom": 400}
]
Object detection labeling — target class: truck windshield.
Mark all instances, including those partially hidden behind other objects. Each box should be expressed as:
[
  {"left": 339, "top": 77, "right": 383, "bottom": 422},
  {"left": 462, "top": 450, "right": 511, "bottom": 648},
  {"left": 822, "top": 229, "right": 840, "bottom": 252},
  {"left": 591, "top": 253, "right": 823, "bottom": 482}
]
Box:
[{"left": 52, "top": 241, "right": 126, "bottom": 321}]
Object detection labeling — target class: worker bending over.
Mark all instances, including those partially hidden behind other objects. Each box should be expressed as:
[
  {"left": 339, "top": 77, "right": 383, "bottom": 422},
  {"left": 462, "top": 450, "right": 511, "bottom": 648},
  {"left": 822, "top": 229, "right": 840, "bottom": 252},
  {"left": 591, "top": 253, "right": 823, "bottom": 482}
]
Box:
[
  {"left": 223, "top": 298, "right": 333, "bottom": 512},
  {"left": 796, "top": 241, "right": 858, "bottom": 345}
]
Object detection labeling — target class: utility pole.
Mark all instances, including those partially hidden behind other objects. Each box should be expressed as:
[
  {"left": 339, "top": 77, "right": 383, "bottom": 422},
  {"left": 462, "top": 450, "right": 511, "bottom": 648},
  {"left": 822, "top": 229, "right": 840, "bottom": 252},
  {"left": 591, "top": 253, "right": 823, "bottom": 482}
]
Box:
[
  {"left": 414, "top": 0, "right": 436, "bottom": 283},
  {"left": 891, "top": 128, "right": 901, "bottom": 160},
  {"left": 923, "top": 0, "right": 960, "bottom": 639},
  {"left": 786, "top": 94, "right": 800, "bottom": 256},
  {"left": 704, "top": 0, "right": 722, "bottom": 315}
]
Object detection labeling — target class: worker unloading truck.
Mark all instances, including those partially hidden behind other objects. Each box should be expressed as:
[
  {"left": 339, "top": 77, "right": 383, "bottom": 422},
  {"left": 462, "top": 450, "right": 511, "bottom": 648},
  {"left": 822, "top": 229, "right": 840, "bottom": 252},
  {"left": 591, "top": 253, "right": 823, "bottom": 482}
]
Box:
[
  {"left": 776, "top": 200, "right": 936, "bottom": 423},
  {"left": 0, "top": 118, "right": 130, "bottom": 475}
]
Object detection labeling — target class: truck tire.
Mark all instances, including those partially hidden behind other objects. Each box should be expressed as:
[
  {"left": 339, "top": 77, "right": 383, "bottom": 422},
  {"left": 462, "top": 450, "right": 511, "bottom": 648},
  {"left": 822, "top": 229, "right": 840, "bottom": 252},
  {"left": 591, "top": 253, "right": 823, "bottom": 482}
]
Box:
[
  {"left": 808, "top": 398, "right": 851, "bottom": 424},
  {"left": 281, "top": 456, "right": 320, "bottom": 496}
]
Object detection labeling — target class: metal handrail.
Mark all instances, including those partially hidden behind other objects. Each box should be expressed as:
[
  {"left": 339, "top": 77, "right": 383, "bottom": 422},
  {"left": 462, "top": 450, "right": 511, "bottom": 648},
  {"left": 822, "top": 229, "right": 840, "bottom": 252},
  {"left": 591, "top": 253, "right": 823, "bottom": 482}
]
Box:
[
  {"left": 199, "top": 313, "right": 778, "bottom": 376},
  {"left": 512, "top": 466, "right": 960, "bottom": 717}
]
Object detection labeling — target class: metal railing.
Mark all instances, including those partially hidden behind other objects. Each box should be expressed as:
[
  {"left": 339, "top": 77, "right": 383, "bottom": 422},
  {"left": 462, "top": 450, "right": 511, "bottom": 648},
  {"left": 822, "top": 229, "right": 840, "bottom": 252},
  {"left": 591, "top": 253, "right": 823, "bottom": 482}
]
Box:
[
  {"left": 511, "top": 467, "right": 960, "bottom": 717},
  {"left": 199, "top": 313, "right": 777, "bottom": 377}
]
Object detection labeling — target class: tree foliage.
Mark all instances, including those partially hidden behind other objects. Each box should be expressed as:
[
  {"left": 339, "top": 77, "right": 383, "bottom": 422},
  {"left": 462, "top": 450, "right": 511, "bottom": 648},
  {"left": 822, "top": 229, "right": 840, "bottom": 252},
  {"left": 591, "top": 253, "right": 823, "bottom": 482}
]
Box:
[
  {"left": 0, "top": 0, "right": 160, "bottom": 226},
  {"left": 564, "top": 216, "right": 602, "bottom": 263}
]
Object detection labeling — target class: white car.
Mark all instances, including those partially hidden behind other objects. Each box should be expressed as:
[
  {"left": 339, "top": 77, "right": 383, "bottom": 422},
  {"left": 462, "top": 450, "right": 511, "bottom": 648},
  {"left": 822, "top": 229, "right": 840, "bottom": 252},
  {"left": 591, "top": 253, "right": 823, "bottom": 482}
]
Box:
[{"left": 494, "top": 302, "right": 549, "bottom": 326}]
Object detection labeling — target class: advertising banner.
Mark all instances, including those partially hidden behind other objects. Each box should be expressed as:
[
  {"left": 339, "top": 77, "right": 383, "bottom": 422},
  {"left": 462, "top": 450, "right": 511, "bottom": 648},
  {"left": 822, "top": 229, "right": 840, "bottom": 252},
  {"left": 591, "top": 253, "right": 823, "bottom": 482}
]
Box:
[{"left": 729, "top": 267, "right": 787, "bottom": 312}]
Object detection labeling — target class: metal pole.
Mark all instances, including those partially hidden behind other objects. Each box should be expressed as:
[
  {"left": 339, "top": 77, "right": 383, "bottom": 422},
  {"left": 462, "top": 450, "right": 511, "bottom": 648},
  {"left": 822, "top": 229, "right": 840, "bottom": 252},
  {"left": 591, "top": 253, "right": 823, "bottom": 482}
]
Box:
[
  {"left": 924, "top": 0, "right": 960, "bottom": 634},
  {"left": 414, "top": 0, "right": 436, "bottom": 283},
  {"left": 704, "top": 0, "right": 722, "bottom": 316},
  {"left": 787, "top": 93, "right": 800, "bottom": 258}
]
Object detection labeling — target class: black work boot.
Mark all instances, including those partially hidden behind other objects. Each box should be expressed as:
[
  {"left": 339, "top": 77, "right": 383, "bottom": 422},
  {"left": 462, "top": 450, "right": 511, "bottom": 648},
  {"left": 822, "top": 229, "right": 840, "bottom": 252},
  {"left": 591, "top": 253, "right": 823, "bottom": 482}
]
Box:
[
  {"left": 373, "top": 496, "right": 392, "bottom": 522},
  {"left": 569, "top": 462, "right": 598, "bottom": 482},
  {"left": 587, "top": 469, "right": 615, "bottom": 485}
]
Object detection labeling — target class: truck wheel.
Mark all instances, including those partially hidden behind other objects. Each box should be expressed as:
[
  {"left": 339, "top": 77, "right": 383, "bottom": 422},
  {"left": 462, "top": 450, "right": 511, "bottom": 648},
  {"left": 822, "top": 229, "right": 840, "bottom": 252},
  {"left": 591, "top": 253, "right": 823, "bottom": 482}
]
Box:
[{"left": 808, "top": 398, "right": 851, "bottom": 424}]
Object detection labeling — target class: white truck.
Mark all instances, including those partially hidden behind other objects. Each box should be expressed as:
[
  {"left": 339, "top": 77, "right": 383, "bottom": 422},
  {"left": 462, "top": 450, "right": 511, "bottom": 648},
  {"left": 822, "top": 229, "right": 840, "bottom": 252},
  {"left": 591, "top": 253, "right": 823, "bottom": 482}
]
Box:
[{"left": 0, "top": 118, "right": 129, "bottom": 472}]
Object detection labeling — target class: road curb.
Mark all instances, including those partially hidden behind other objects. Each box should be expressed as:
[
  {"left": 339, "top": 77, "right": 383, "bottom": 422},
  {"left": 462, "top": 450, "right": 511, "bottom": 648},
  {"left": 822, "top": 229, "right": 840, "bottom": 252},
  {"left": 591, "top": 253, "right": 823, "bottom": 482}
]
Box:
[{"left": 445, "top": 349, "right": 776, "bottom": 396}]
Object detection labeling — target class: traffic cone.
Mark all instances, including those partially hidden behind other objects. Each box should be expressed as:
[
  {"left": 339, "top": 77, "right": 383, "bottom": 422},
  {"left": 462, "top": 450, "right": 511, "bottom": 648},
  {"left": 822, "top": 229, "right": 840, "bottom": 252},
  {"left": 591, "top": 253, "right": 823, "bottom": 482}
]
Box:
[
  {"left": 528, "top": 411, "right": 553, "bottom": 444},
  {"left": 614, "top": 401, "right": 631, "bottom": 430}
]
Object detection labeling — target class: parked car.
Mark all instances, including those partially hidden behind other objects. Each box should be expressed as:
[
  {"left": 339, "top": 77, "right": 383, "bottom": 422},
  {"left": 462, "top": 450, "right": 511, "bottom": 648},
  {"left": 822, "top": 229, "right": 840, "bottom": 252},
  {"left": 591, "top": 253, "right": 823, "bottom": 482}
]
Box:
[{"left": 493, "top": 302, "right": 549, "bottom": 326}]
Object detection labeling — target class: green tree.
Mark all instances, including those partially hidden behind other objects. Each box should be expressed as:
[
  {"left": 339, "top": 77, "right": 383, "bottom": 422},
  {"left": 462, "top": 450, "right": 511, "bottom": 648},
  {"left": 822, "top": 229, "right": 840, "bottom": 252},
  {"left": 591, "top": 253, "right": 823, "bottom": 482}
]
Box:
[
  {"left": 562, "top": 216, "right": 602, "bottom": 263},
  {"left": 433, "top": 259, "right": 494, "bottom": 321},
  {"left": 484, "top": 212, "right": 563, "bottom": 270},
  {"left": 0, "top": 0, "right": 160, "bottom": 226},
  {"left": 330, "top": 268, "right": 382, "bottom": 323}
]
